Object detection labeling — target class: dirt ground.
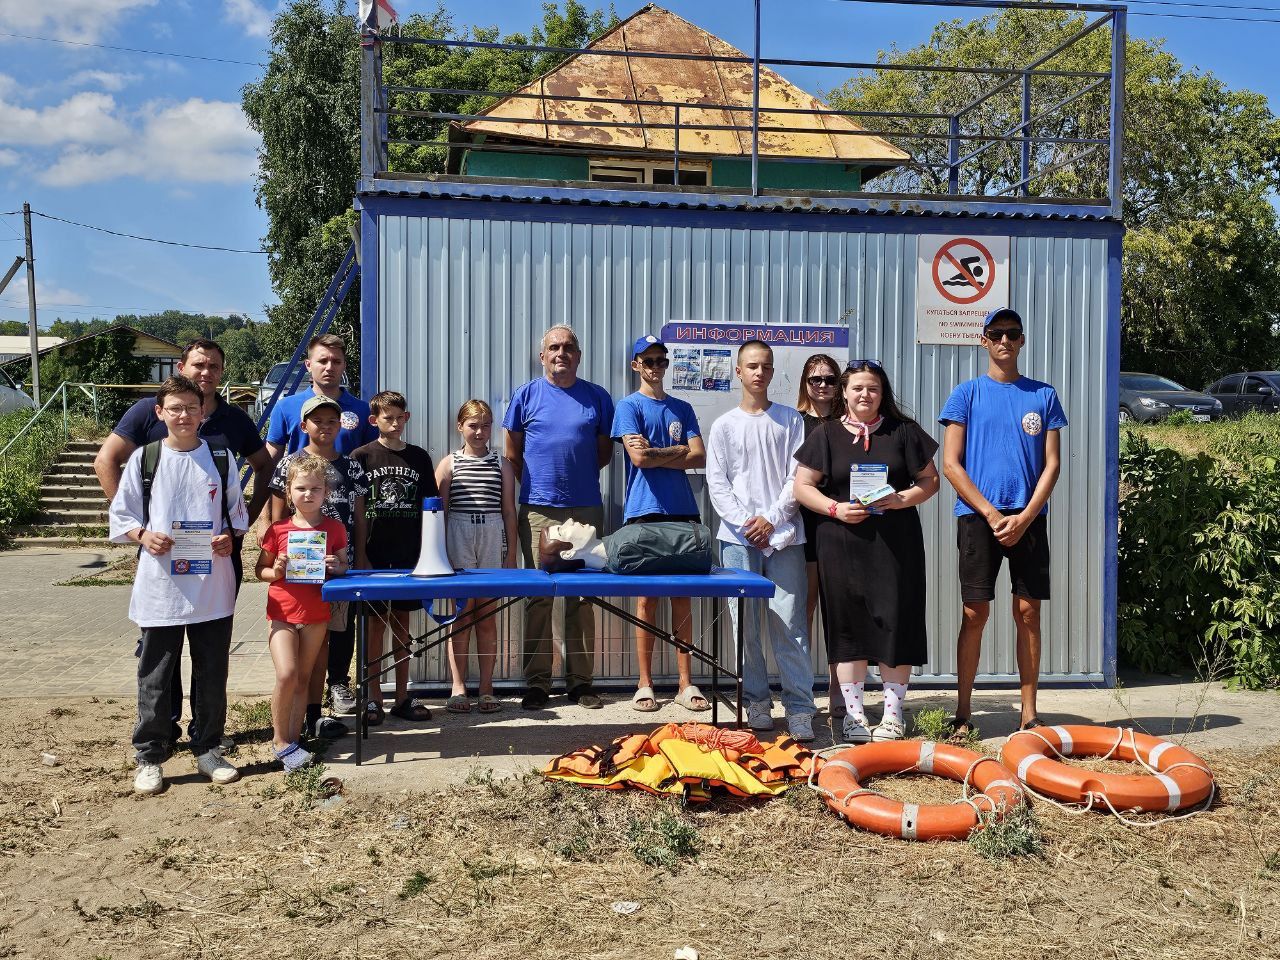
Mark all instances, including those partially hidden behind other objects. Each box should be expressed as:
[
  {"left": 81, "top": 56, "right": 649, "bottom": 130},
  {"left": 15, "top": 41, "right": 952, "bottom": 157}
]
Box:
[{"left": 2, "top": 696, "right": 1278, "bottom": 960}]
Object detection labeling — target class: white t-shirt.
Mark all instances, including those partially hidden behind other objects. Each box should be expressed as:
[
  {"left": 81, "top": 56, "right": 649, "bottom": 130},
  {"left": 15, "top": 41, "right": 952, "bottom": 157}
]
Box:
[
  {"left": 705, "top": 403, "right": 805, "bottom": 555},
  {"left": 108, "top": 441, "right": 250, "bottom": 628}
]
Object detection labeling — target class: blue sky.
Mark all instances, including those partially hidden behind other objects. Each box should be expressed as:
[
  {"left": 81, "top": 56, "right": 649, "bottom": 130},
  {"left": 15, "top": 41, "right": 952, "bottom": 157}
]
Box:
[{"left": 0, "top": 0, "right": 1275, "bottom": 337}]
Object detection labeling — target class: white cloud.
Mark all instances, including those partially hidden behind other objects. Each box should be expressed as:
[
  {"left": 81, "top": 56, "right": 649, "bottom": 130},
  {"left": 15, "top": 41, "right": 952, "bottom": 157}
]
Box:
[
  {"left": 68, "top": 70, "right": 140, "bottom": 92},
  {"left": 0, "top": 91, "right": 130, "bottom": 147},
  {"left": 0, "top": 149, "right": 17, "bottom": 166},
  {"left": 34, "top": 280, "right": 88, "bottom": 307},
  {"left": 39, "top": 97, "right": 260, "bottom": 187},
  {"left": 222, "top": 0, "right": 274, "bottom": 37},
  {"left": 0, "top": 0, "right": 158, "bottom": 44}
]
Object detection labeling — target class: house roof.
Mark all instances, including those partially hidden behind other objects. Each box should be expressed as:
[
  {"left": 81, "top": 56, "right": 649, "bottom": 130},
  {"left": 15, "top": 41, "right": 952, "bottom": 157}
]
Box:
[
  {"left": 0, "top": 336, "right": 63, "bottom": 354},
  {"left": 457, "top": 4, "right": 909, "bottom": 167},
  {"left": 7, "top": 325, "right": 180, "bottom": 361}
]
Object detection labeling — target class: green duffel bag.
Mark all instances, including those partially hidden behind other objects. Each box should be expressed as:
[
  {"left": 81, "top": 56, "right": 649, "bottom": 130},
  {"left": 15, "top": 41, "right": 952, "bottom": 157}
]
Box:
[{"left": 604, "top": 520, "right": 714, "bottom": 575}]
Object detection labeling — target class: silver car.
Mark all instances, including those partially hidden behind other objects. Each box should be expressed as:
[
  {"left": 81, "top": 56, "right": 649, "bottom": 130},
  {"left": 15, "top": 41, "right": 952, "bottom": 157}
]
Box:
[{"left": 0, "top": 367, "right": 35, "bottom": 414}]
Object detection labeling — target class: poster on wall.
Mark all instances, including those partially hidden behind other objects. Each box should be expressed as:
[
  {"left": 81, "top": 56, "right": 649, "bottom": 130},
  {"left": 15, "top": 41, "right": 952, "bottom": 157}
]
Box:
[
  {"left": 659, "top": 321, "right": 850, "bottom": 433},
  {"left": 915, "top": 234, "right": 1011, "bottom": 345}
]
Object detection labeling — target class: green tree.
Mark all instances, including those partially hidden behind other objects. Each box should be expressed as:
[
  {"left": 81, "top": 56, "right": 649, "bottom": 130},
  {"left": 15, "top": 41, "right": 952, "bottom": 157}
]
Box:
[
  {"left": 6, "top": 330, "right": 153, "bottom": 421},
  {"left": 242, "top": 0, "right": 617, "bottom": 389},
  {"left": 827, "top": 11, "right": 1280, "bottom": 387}
]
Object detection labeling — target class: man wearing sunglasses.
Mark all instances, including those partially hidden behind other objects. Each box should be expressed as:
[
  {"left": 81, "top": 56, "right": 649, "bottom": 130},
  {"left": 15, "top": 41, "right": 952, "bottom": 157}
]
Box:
[
  {"left": 938, "top": 308, "right": 1068, "bottom": 738},
  {"left": 612, "top": 335, "right": 709, "bottom": 714}
]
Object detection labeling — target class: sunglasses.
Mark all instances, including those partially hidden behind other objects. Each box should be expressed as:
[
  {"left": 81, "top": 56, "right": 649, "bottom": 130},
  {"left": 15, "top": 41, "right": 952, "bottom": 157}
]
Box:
[
  {"left": 637, "top": 356, "right": 670, "bottom": 369},
  {"left": 983, "top": 328, "right": 1023, "bottom": 342},
  {"left": 845, "top": 359, "right": 883, "bottom": 372},
  {"left": 806, "top": 375, "right": 838, "bottom": 388}
]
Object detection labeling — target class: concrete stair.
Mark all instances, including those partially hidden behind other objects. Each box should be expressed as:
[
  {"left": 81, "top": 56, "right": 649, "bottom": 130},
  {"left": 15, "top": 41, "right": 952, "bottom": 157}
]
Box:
[{"left": 12, "top": 441, "right": 114, "bottom": 546}]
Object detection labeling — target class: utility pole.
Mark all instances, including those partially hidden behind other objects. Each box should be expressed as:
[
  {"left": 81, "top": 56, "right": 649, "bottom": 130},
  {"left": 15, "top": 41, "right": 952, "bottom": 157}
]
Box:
[{"left": 22, "top": 203, "right": 39, "bottom": 405}]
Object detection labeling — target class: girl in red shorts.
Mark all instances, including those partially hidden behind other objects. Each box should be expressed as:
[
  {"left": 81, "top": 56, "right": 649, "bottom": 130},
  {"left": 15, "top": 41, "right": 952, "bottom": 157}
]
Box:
[{"left": 257, "top": 454, "right": 348, "bottom": 771}]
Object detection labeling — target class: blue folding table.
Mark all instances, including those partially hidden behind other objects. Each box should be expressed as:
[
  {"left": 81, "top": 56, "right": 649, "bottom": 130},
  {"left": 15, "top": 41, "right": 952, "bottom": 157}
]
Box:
[{"left": 322, "top": 567, "right": 775, "bottom": 764}]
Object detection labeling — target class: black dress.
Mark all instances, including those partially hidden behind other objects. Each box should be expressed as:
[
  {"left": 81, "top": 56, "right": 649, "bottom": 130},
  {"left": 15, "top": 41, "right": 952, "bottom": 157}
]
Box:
[
  {"left": 800, "top": 410, "right": 837, "bottom": 563},
  {"left": 794, "top": 417, "right": 939, "bottom": 667}
]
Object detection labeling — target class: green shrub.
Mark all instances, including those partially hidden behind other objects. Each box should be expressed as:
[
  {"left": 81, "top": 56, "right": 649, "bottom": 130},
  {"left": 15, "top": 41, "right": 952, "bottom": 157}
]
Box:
[
  {"left": 0, "top": 409, "right": 68, "bottom": 532},
  {"left": 1119, "top": 418, "right": 1280, "bottom": 689}
]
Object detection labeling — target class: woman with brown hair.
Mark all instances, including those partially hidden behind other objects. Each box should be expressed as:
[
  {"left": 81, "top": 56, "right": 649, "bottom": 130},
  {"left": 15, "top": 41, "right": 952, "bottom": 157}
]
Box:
[
  {"left": 793, "top": 360, "right": 940, "bottom": 743},
  {"left": 795, "top": 354, "right": 842, "bottom": 716}
]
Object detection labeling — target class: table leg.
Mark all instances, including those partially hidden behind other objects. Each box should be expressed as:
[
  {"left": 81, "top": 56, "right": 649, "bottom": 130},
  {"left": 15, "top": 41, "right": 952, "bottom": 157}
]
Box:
[
  {"left": 711, "top": 597, "right": 720, "bottom": 727},
  {"left": 736, "top": 596, "right": 745, "bottom": 729},
  {"left": 355, "top": 600, "right": 366, "bottom": 767}
]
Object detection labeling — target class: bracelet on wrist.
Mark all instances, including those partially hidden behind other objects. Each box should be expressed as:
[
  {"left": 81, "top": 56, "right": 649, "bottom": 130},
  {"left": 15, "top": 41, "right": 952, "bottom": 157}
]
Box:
[{"left": 827, "top": 501, "right": 838, "bottom": 518}]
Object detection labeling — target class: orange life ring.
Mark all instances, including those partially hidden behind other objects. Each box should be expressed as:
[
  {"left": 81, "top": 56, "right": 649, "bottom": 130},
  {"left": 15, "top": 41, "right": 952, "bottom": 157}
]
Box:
[
  {"left": 815, "top": 741, "right": 1024, "bottom": 841},
  {"left": 1000, "top": 725, "right": 1214, "bottom": 813}
]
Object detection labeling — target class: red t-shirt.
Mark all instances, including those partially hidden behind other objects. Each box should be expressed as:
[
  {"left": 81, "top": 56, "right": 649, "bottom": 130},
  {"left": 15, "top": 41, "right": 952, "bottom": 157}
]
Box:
[{"left": 260, "top": 517, "right": 348, "bottom": 625}]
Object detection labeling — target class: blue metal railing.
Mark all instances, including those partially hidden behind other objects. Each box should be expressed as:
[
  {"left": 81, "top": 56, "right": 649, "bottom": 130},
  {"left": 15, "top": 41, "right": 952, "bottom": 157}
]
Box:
[{"left": 356, "top": 0, "right": 1126, "bottom": 219}]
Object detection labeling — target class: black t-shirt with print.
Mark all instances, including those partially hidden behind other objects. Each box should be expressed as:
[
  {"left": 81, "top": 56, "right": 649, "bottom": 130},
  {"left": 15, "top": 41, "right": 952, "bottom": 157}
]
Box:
[
  {"left": 268, "top": 451, "right": 368, "bottom": 563},
  {"left": 353, "top": 441, "right": 438, "bottom": 569}
]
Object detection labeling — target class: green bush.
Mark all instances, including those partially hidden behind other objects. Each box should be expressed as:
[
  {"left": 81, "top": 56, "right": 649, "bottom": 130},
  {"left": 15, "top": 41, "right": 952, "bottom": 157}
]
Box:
[
  {"left": 1119, "top": 414, "right": 1280, "bottom": 689},
  {"left": 0, "top": 409, "right": 69, "bottom": 532}
]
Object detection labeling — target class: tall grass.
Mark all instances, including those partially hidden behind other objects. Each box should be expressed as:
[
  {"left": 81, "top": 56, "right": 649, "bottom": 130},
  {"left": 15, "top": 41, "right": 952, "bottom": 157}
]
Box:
[{"left": 0, "top": 408, "right": 69, "bottom": 532}]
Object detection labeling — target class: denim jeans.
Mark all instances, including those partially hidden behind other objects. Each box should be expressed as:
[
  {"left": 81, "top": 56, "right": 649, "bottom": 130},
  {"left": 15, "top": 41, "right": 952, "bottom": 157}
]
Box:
[
  {"left": 134, "top": 616, "right": 233, "bottom": 763},
  {"left": 720, "top": 542, "right": 815, "bottom": 717}
]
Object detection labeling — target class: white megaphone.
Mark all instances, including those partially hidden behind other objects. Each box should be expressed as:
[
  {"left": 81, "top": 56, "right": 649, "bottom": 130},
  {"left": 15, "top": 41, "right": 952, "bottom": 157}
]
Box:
[{"left": 410, "top": 496, "right": 454, "bottom": 577}]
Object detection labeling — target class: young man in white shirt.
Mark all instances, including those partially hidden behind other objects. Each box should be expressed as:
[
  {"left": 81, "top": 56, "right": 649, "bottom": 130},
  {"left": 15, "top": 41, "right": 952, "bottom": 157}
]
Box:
[
  {"left": 706, "top": 340, "right": 817, "bottom": 740},
  {"left": 109, "top": 375, "right": 250, "bottom": 795}
]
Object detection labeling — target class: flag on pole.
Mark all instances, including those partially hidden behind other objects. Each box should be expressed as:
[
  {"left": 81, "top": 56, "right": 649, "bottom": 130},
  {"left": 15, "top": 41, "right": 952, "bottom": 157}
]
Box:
[{"left": 359, "top": 0, "right": 398, "bottom": 32}]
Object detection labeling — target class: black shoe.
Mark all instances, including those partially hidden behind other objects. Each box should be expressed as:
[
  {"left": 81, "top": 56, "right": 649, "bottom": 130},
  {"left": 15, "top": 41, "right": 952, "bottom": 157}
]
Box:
[
  {"left": 520, "top": 688, "right": 550, "bottom": 710},
  {"left": 309, "top": 716, "right": 349, "bottom": 740},
  {"left": 567, "top": 685, "right": 604, "bottom": 710},
  {"left": 1019, "top": 716, "right": 1047, "bottom": 731}
]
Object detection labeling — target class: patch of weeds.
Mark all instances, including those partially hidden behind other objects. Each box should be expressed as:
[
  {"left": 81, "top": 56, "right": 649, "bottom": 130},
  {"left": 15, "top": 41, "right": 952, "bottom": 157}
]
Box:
[
  {"left": 627, "top": 811, "right": 701, "bottom": 871},
  {"left": 131, "top": 836, "right": 176, "bottom": 867},
  {"left": 227, "top": 700, "right": 272, "bottom": 743},
  {"left": 1262, "top": 850, "right": 1280, "bottom": 874},
  {"left": 48, "top": 706, "right": 76, "bottom": 719},
  {"left": 283, "top": 762, "right": 328, "bottom": 804},
  {"left": 367, "top": 845, "right": 383, "bottom": 867},
  {"left": 783, "top": 784, "right": 823, "bottom": 812},
  {"left": 398, "top": 870, "right": 434, "bottom": 900},
  {"left": 258, "top": 782, "right": 282, "bottom": 800},
  {"left": 554, "top": 829, "right": 592, "bottom": 861},
  {"left": 968, "top": 806, "right": 1043, "bottom": 860},
  {"left": 91, "top": 895, "right": 167, "bottom": 926},
  {"left": 465, "top": 859, "right": 516, "bottom": 882},
  {"left": 913, "top": 707, "right": 976, "bottom": 746}
]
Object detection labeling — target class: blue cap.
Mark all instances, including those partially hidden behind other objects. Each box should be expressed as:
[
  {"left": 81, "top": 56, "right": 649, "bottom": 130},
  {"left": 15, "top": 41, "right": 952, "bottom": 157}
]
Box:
[
  {"left": 630, "top": 334, "right": 666, "bottom": 360},
  {"left": 422, "top": 496, "right": 444, "bottom": 511},
  {"left": 983, "top": 308, "right": 1022, "bottom": 329}
]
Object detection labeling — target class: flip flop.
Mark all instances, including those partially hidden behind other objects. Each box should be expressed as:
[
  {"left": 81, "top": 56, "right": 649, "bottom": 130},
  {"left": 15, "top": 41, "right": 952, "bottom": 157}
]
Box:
[
  {"left": 364, "top": 700, "right": 384, "bottom": 727},
  {"left": 673, "top": 685, "right": 710, "bottom": 712},
  {"left": 631, "top": 685, "right": 660, "bottom": 712},
  {"left": 477, "top": 695, "right": 502, "bottom": 713},
  {"left": 390, "top": 698, "right": 433, "bottom": 722},
  {"left": 445, "top": 694, "right": 472, "bottom": 714},
  {"left": 946, "top": 716, "right": 978, "bottom": 742}
]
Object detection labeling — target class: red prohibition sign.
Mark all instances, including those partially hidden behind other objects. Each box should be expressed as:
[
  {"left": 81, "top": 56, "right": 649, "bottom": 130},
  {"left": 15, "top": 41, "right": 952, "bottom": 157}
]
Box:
[{"left": 932, "top": 238, "right": 996, "bottom": 306}]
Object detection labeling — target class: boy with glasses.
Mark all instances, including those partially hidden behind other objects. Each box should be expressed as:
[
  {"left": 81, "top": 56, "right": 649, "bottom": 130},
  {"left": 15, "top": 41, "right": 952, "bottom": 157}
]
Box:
[
  {"left": 612, "top": 335, "right": 708, "bottom": 714},
  {"left": 938, "top": 308, "right": 1068, "bottom": 738}
]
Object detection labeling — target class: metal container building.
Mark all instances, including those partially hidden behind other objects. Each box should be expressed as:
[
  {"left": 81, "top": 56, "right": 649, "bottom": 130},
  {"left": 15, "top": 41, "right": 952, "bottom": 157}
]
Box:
[{"left": 353, "top": 0, "right": 1125, "bottom": 689}]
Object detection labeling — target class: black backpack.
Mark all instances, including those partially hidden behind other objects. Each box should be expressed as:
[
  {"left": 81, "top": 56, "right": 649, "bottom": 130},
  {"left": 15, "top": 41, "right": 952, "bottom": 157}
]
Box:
[{"left": 138, "top": 440, "right": 233, "bottom": 553}]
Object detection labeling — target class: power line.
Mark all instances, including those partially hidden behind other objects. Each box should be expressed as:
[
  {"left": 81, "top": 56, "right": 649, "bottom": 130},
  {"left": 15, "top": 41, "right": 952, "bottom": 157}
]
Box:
[
  {"left": 0, "top": 30, "right": 265, "bottom": 67},
  {"left": 31, "top": 211, "right": 267, "bottom": 254},
  {"left": 0, "top": 296, "right": 263, "bottom": 317}
]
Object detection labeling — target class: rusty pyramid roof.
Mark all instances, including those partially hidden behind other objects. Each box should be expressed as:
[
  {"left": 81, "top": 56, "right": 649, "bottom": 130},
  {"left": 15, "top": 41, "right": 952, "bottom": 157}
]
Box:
[{"left": 458, "top": 4, "right": 909, "bottom": 165}]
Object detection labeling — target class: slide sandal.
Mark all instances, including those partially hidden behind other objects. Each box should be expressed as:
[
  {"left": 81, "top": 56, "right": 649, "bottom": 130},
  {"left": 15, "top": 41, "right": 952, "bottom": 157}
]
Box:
[
  {"left": 673, "top": 685, "right": 711, "bottom": 712},
  {"left": 631, "top": 686, "right": 660, "bottom": 712}
]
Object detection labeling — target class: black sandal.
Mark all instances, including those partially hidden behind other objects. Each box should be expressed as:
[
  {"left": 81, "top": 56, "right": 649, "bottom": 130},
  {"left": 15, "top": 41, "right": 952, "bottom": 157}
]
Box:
[
  {"left": 946, "top": 716, "right": 978, "bottom": 741},
  {"left": 364, "top": 700, "right": 384, "bottom": 727},
  {"left": 389, "top": 697, "right": 432, "bottom": 722},
  {"left": 1019, "top": 716, "right": 1047, "bottom": 731}
]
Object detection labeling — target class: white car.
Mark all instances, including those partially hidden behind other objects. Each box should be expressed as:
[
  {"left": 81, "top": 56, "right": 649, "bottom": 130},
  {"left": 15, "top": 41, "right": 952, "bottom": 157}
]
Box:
[
  {"left": 255, "top": 361, "right": 350, "bottom": 416},
  {"left": 0, "top": 367, "right": 35, "bottom": 414}
]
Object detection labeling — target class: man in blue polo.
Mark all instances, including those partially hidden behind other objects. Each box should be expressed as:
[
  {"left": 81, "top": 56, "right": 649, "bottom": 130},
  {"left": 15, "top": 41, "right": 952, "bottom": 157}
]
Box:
[
  {"left": 504, "top": 324, "right": 614, "bottom": 712},
  {"left": 265, "top": 331, "right": 376, "bottom": 718}
]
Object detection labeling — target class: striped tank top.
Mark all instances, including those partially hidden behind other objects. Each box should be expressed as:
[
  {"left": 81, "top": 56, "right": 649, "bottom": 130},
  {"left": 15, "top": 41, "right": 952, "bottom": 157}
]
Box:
[{"left": 448, "top": 448, "right": 503, "bottom": 513}]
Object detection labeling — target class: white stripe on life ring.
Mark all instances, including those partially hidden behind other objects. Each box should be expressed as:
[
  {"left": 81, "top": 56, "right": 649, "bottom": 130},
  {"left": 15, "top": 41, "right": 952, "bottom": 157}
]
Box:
[
  {"left": 1050, "top": 725, "right": 1073, "bottom": 754},
  {"left": 825, "top": 759, "right": 860, "bottom": 782},
  {"left": 1155, "top": 772, "right": 1182, "bottom": 812},
  {"left": 1017, "top": 753, "right": 1048, "bottom": 783},
  {"left": 1148, "top": 740, "right": 1173, "bottom": 770},
  {"left": 918, "top": 741, "right": 935, "bottom": 774},
  {"left": 901, "top": 803, "right": 919, "bottom": 840}
]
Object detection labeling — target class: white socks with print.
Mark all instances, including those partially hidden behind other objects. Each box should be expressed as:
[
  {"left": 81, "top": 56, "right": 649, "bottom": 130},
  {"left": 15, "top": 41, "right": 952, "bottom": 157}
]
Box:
[
  {"left": 839, "top": 682, "right": 866, "bottom": 723},
  {"left": 882, "top": 681, "right": 908, "bottom": 725}
]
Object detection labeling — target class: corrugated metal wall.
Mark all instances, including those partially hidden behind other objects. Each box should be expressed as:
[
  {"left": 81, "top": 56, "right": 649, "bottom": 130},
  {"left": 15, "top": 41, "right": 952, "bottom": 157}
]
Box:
[{"left": 373, "top": 202, "right": 1115, "bottom": 687}]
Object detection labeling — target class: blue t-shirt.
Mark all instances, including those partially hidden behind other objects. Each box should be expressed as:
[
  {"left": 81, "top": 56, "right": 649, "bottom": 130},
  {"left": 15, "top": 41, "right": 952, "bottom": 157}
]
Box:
[
  {"left": 113, "top": 395, "right": 265, "bottom": 461},
  {"left": 502, "top": 377, "right": 614, "bottom": 508},
  {"left": 266, "top": 388, "right": 377, "bottom": 457},
  {"left": 611, "top": 392, "right": 701, "bottom": 521},
  {"left": 938, "top": 375, "right": 1068, "bottom": 517}
]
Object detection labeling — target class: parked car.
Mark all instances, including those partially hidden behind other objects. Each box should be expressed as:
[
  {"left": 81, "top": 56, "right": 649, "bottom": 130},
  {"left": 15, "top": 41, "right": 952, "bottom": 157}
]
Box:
[
  {"left": 1119, "top": 372, "right": 1221, "bottom": 424},
  {"left": 1203, "top": 371, "right": 1280, "bottom": 418},
  {"left": 0, "top": 367, "right": 35, "bottom": 414},
  {"left": 255, "top": 361, "right": 350, "bottom": 415}
]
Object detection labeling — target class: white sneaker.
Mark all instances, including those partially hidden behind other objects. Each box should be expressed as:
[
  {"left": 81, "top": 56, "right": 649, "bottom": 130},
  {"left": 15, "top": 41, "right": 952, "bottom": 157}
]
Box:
[
  {"left": 329, "top": 683, "right": 357, "bottom": 716},
  {"left": 196, "top": 749, "right": 240, "bottom": 784},
  {"left": 872, "top": 716, "right": 906, "bottom": 742},
  {"left": 841, "top": 713, "right": 872, "bottom": 743},
  {"left": 746, "top": 701, "right": 775, "bottom": 732},
  {"left": 134, "top": 762, "right": 164, "bottom": 795},
  {"left": 787, "top": 712, "right": 816, "bottom": 743}
]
